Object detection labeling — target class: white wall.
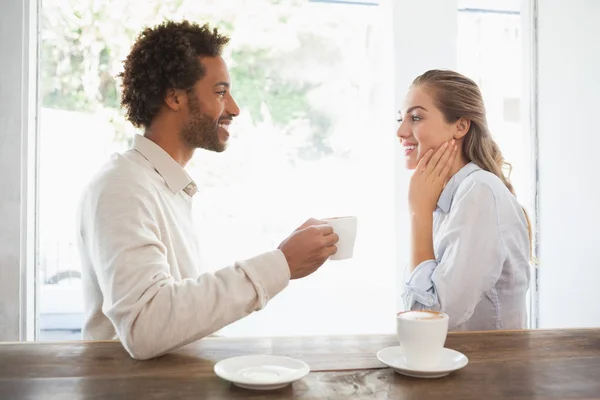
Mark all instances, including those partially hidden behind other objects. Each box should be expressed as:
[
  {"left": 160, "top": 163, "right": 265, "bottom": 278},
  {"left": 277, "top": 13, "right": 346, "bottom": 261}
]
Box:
[{"left": 538, "top": 0, "right": 600, "bottom": 328}]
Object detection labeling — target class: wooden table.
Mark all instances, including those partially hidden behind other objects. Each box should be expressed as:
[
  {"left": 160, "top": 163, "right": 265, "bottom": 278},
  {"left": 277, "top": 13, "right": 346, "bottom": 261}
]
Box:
[{"left": 1, "top": 329, "right": 599, "bottom": 399}]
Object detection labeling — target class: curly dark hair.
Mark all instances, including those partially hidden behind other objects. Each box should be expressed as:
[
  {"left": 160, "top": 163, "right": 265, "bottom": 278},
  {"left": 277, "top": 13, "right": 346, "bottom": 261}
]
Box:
[{"left": 119, "top": 20, "right": 230, "bottom": 128}]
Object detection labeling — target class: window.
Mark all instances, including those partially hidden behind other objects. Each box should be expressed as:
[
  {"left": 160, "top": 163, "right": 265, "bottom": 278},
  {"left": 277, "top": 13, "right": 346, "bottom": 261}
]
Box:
[
  {"left": 457, "top": 1, "right": 529, "bottom": 227},
  {"left": 0, "top": 0, "right": 535, "bottom": 342},
  {"left": 503, "top": 98, "right": 521, "bottom": 123},
  {"left": 457, "top": 0, "right": 535, "bottom": 326},
  {"left": 37, "top": 0, "right": 396, "bottom": 339}
]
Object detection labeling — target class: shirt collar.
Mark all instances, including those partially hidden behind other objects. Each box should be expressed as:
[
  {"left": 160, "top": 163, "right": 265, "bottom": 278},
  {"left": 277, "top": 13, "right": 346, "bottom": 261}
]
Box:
[
  {"left": 437, "top": 162, "right": 481, "bottom": 213},
  {"left": 132, "top": 134, "right": 197, "bottom": 197}
]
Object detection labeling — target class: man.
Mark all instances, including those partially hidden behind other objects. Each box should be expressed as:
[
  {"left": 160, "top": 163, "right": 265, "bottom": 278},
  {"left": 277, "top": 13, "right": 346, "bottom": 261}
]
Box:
[{"left": 77, "top": 20, "right": 339, "bottom": 360}]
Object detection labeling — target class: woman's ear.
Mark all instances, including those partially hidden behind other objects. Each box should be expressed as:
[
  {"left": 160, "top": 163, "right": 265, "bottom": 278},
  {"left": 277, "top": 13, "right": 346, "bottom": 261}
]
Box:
[{"left": 454, "top": 117, "right": 470, "bottom": 140}]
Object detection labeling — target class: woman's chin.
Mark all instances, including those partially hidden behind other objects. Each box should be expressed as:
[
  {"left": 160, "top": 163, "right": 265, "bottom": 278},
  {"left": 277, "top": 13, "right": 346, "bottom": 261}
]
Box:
[{"left": 404, "top": 160, "right": 417, "bottom": 170}]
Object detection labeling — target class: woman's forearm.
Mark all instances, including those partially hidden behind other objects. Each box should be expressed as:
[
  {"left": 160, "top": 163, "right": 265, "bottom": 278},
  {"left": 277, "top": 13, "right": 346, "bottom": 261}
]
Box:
[{"left": 410, "top": 211, "right": 436, "bottom": 272}]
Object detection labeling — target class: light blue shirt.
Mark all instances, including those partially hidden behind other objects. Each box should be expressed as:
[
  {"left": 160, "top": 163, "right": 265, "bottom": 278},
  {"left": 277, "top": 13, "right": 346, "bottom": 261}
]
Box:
[{"left": 402, "top": 162, "right": 531, "bottom": 331}]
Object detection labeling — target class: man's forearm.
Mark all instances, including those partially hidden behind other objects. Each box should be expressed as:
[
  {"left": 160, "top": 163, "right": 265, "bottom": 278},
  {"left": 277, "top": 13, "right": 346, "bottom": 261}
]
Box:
[{"left": 106, "top": 250, "right": 290, "bottom": 360}]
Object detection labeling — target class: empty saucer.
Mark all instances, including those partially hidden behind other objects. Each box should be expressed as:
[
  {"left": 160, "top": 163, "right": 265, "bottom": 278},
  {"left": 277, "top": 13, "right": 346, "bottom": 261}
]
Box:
[{"left": 214, "top": 354, "right": 310, "bottom": 390}]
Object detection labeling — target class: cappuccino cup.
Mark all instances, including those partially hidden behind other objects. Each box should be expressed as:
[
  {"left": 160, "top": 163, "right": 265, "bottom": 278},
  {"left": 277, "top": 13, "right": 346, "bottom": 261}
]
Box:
[{"left": 396, "top": 310, "right": 449, "bottom": 369}]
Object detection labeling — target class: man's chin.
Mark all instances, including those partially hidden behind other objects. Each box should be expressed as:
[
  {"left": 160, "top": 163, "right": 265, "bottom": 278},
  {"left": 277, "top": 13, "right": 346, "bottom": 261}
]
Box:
[
  {"left": 200, "top": 141, "right": 227, "bottom": 153},
  {"left": 192, "top": 136, "right": 227, "bottom": 153}
]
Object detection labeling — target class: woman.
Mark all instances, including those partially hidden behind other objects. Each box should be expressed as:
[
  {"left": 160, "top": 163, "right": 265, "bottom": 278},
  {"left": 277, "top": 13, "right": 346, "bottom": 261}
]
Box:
[{"left": 397, "top": 69, "right": 531, "bottom": 331}]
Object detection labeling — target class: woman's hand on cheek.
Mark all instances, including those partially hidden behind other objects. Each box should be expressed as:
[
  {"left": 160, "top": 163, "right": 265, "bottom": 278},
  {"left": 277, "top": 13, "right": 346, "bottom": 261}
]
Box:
[{"left": 408, "top": 139, "right": 458, "bottom": 216}]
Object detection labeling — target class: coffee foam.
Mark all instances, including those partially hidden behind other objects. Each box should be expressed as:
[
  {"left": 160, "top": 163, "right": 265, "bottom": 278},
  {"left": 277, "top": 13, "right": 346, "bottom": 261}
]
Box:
[{"left": 398, "top": 311, "right": 446, "bottom": 321}]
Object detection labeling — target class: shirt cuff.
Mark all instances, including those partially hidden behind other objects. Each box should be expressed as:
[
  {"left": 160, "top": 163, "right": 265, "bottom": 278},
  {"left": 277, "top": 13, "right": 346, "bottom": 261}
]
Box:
[
  {"left": 403, "top": 259, "right": 439, "bottom": 309},
  {"left": 238, "top": 249, "right": 291, "bottom": 310}
]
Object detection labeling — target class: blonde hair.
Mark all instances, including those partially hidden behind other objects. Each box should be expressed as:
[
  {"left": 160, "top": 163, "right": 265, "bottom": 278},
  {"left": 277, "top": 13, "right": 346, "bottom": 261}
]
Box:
[{"left": 412, "top": 69, "right": 533, "bottom": 254}]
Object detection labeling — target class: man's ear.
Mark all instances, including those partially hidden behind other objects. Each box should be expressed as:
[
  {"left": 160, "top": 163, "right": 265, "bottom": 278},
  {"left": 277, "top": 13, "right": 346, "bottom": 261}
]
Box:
[
  {"left": 454, "top": 117, "right": 470, "bottom": 140},
  {"left": 165, "top": 88, "right": 185, "bottom": 111}
]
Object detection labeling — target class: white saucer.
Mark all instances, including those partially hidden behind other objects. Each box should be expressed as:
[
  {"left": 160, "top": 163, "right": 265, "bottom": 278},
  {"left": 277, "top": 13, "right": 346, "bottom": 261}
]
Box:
[
  {"left": 214, "top": 354, "right": 310, "bottom": 390},
  {"left": 376, "top": 346, "right": 468, "bottom": 379}
]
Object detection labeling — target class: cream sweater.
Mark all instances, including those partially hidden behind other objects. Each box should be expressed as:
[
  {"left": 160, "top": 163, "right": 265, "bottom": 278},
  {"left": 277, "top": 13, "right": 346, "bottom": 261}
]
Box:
[{"left": 77, "top": 135, "right": 290, "bottom": 360}]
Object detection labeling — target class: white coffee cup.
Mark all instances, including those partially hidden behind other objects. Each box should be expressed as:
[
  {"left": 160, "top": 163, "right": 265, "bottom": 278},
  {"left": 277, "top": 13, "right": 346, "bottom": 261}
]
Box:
[
  {"left": 396, "top": 310, "right": 449, "bottom": 370},
  {"left": 322, "top": 216, "right": 357, "bottom": 260}
]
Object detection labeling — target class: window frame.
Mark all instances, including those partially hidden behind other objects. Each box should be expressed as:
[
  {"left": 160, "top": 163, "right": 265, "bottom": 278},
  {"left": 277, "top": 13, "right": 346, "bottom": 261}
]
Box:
[{"left": 0, "top": 0, "right": 39, "bottom": 341}]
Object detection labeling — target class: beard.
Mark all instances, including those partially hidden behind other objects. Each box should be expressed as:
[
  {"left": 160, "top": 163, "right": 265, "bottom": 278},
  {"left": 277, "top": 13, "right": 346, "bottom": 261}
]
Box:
[{"left": 180, "top": 92, "right": 226, "bottom": 153}]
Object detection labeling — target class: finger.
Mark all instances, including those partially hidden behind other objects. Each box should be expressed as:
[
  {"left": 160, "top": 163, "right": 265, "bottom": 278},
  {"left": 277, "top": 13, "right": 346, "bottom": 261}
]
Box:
[
  {"left": 434, "top": 140, "right": 455, "bottom": 178},
  {"left": 425, "top": 141, "right": 450, "bottom": 175},
  {"left": 328, "top": 245, "right": 338, "bottom": 256},
  {"left": 322, "top": 232, "right": 339, "bottom": 247},
  {"left": 312, "top": 224, "right": 334, "bottom": 236},
  {"left": 297, "top": 218, "right": 323, "bottom": 230},
  {"left": 439, "top": 143, "right": 458, "bottom": 182},
  {"left": 415, "top": 149, "right": 434, "bottom": 174},
  {"left": 321, "top": 245, "right": 337, "bottom": 259},
  {"left": 440, "top": 145, "right": 458, "bottom": 186}
]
